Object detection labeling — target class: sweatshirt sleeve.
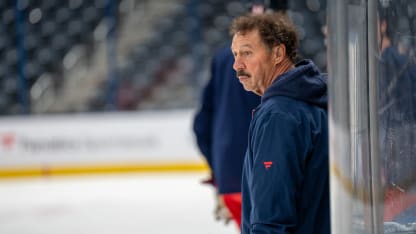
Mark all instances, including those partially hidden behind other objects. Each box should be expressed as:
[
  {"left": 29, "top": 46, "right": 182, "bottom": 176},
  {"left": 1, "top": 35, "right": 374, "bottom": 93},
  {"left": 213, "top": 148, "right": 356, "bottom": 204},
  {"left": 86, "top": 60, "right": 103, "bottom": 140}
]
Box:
[
  {"left": 192, "top": 57, "right": 217, "bottom": 168},
  {"left": 248, "top": 112, "right": 309, "bottom": 233}
]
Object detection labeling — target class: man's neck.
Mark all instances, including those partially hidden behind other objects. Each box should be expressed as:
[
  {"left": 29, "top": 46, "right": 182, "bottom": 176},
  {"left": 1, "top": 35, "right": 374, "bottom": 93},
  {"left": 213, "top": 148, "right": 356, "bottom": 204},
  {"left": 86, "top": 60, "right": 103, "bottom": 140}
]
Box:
[
  {"left": 259, "top": 58, "right": 294, "bottom": 96},
  {"left": 273, "top": 58, "right": 295, "bottom": 80}
]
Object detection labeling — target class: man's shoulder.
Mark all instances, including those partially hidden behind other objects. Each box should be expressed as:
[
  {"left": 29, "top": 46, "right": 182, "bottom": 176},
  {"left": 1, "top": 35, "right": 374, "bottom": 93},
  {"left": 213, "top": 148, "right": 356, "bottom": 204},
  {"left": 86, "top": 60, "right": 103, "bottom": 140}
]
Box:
[
  {"left": 262, "top": 96, "right": 304, "bottom": 112},
  {"left": 256, "top": 99, "right": 296, "bottom": 121},
  {"left": 256, "top": 96, "right": 318, "bottom": 123}
]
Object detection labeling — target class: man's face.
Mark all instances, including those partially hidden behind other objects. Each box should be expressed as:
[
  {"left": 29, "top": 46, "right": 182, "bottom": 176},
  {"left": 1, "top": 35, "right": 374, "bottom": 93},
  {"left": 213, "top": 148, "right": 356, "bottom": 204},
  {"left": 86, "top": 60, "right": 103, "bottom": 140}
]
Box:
[{"left": 231, "top": 29, "right": 275, "bottom": 95}]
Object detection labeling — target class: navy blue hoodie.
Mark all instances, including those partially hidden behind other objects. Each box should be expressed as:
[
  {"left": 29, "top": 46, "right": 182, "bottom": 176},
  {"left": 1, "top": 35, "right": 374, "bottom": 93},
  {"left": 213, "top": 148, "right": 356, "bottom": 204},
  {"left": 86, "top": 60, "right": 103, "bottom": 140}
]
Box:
[
  {"left": 241, "top": 60, "right": 330, "bottom": 234},
  {"left": 193, "top": 46, "right": 260, "bottom": 194}
]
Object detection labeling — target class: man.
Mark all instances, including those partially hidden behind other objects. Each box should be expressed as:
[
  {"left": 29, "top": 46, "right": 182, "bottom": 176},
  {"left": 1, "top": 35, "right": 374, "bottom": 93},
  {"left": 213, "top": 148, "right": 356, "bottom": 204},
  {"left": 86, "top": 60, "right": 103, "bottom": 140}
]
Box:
[
  {"left": 230, "top": 13, "right": 330, "bottom": 233},
  {"left": 193, "top": 0, "right": 287, "bottom": 228},
  {"left": 193, "top": 43, "right": 260, "bottom": 227},
  {"left": 194, "top": 0, "right": 288, "bottom": 227}
]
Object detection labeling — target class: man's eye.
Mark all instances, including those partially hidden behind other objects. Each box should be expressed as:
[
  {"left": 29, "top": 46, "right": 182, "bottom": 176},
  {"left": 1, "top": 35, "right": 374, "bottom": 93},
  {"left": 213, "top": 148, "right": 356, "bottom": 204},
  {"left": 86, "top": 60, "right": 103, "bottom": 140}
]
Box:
[{"left": 242, "top": 51, "right": 251, "bottom": 56}]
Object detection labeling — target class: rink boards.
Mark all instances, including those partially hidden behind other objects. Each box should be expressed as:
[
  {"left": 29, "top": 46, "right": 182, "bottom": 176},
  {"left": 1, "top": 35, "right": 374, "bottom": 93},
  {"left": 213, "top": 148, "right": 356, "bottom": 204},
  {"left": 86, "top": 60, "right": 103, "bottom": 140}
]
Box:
[{"left": 0, "top": 109, "right": 207, "bottom": 177}]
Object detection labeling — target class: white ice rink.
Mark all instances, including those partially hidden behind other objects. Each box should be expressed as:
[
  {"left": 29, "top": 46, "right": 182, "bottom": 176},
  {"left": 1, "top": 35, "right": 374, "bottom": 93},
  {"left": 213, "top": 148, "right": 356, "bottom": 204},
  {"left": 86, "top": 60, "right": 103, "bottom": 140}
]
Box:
[{"left": 0, "top": 172, "right": 239, "bottom": 234}]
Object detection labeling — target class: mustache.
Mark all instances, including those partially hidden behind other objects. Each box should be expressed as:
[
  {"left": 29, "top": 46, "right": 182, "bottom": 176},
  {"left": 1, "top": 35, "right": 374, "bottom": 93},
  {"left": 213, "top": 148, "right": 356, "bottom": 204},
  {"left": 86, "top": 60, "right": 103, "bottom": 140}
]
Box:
[{"left": 237, "top": 70, "right": 251, "bottom": 77}]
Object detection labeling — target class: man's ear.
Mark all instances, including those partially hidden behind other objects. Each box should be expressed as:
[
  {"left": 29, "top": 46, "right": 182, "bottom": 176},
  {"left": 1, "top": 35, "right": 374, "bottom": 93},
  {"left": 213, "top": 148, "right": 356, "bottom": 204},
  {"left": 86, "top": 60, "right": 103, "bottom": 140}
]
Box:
[{"left": 273, "top": 44, "right": 286, "bottom": 64}]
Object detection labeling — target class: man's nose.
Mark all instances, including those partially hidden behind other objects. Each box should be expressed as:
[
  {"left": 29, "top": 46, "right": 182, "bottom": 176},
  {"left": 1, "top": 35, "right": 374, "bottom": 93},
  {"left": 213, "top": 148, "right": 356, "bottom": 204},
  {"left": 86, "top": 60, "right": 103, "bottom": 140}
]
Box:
[{"left": 233, "top": 57, "right": 245, "bottom": 71}]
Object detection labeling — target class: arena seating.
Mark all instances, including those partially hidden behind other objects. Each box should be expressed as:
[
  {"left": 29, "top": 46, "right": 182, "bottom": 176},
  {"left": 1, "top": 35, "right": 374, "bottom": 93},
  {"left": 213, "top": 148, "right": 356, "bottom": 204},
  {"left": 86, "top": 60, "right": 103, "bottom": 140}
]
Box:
[
  {"left": 0, "top": 0, "right": 109, "bottom": 114},
  {"left": 0, "top": 0, "right": 328, "bottom": 115}
]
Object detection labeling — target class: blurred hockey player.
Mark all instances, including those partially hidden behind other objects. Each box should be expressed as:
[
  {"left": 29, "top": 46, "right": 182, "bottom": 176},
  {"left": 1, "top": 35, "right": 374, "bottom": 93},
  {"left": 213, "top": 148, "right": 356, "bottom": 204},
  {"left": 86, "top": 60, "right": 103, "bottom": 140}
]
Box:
[{"left": 193, "top": 0, "right": 287, "bottom": 229}]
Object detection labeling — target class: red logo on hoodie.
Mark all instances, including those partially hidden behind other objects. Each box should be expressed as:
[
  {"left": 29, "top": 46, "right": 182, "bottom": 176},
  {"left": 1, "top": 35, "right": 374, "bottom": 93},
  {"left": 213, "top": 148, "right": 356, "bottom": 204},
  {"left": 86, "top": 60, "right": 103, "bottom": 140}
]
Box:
[{"left": 264, "top": 161, "right": 273, "bottom": 169}]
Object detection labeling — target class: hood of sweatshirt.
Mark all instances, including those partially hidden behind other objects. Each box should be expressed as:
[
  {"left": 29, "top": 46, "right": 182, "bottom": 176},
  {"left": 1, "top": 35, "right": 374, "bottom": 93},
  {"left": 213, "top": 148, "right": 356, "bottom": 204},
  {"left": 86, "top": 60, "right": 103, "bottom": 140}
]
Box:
[{"left": 262, "top": 59, "right": 327, "bottom": 109}]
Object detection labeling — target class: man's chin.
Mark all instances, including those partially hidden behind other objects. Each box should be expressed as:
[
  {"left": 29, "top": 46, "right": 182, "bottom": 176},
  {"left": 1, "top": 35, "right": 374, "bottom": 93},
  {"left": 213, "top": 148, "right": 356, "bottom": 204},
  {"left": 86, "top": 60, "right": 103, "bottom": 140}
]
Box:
[{"left": 241, "top": 83, "right": 254, "bottom": 92}]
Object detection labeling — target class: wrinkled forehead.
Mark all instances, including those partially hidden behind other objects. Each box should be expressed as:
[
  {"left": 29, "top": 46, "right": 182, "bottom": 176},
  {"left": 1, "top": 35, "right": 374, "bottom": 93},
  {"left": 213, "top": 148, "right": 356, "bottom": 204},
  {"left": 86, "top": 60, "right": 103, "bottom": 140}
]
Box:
[{"left": 231, "top": 29, "right": 262, "bottom": 51}]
